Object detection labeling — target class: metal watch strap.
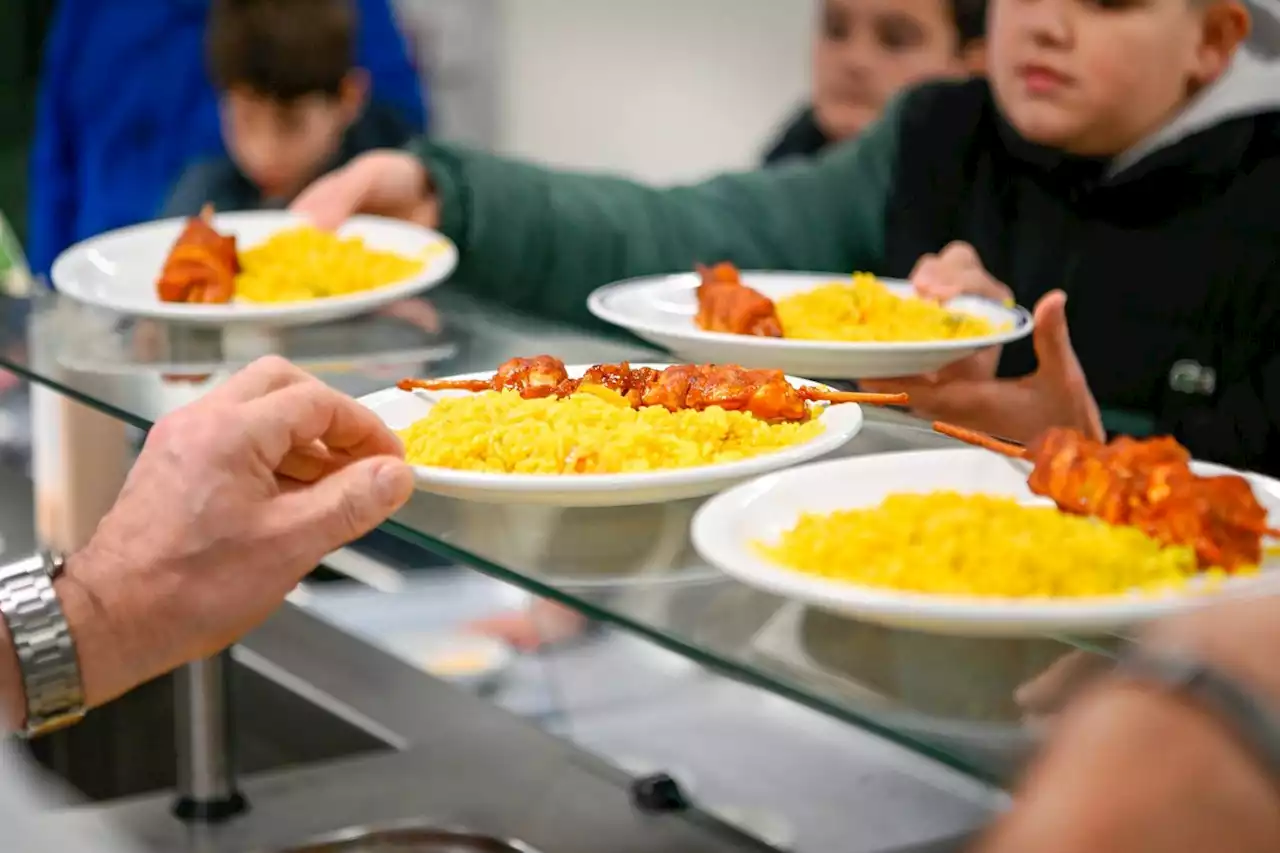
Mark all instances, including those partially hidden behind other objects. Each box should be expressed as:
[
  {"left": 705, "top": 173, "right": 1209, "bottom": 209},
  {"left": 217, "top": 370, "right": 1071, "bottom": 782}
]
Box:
[
  {"left": 0, "top": 551, "right": 85, "bottom": 736},
  {"left": 1116, "top": 644, "right": 1280, "bottom": 780}
]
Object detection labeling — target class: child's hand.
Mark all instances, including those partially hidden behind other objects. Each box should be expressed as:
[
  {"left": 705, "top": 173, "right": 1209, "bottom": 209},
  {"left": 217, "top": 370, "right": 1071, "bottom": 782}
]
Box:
[
  {"left": 908, "top": 242, "right": 1013, "bottom": 382},
  {"left": 911, "top": 241, "right": 1013, "bottom": 305},
  {"left": 864, "top": 291, "right": 1104, "bottom": 445},
  {"left": 292, "top": 151, "right": 439, "bottom": 231}
]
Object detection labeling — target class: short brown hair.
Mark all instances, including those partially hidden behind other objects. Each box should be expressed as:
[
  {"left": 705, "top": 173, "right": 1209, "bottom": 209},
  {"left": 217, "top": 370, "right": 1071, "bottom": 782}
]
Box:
[{"left": 208, "top": 0, "right": 358, "bottom": 101}]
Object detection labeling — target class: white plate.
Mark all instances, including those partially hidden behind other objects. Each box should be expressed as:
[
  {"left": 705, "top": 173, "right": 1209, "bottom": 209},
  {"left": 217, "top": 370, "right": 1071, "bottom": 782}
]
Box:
[
  {"left": 692, "top": 448, "right": 1280, "bottom": 637},
  {"left": 51, "top": 211, "right": 457, "bottom": 327},
  {"left": 359, "top": 364, "right": 865, "bottom": 507},
  {"left": 587, "top": 271, "right": 1032, "bottom": 379}
]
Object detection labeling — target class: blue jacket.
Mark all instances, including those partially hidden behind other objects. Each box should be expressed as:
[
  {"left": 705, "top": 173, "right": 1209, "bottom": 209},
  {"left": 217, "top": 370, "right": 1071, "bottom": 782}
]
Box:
[{"left": 28, "top": 0, "right": 427, "bottom": 277}]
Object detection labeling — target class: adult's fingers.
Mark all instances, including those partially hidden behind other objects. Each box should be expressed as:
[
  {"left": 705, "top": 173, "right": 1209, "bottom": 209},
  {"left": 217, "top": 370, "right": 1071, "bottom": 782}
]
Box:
[
  {"left": 276, "top": 441, "right": 349, "bottom": 484},
  {"left": 1014, "top": 650, "right": 1112, "bottom": 718},
  {"left": 264, "top": 455, "right": 415, "bottom": 566},
  {"left": 205, "top": 355, "right": 315, "bottom": 406},
  {"left": 239, "top": 381, "right": 403, "bottom": 469}
]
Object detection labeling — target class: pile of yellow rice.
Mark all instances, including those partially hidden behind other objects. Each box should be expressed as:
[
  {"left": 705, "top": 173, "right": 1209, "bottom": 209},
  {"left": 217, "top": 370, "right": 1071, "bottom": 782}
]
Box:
[
  {"left": 235, "top": 226, "right": 428, "bottom": 303},
  {"left": 775, "top": 273, "right": 999, "bottom": 342},
  {"left": 757, "top": 491, "right": 1251, "bottom": 599},
  {"left": 399, "top": 386, "right": 823, "bottom": 474}
]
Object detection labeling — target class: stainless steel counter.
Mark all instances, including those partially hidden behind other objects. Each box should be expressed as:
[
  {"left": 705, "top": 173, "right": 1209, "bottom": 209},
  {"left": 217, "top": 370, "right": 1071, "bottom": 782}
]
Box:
[
  {"left": 0, "top": 459, "right": 992, "bottom": 853},
  {"left": 38, "top": 606, "right": 783, "bottom": 853}
]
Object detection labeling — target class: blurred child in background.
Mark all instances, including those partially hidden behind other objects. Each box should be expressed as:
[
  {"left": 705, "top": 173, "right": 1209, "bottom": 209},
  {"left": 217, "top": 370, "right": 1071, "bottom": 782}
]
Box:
[
  {"left": 28, "top": 0, "right": 425, "bottom": 276},
  {"left": 164, "top": 0, "right": 417, "bottom": 216},
  {"left": 764, "top": 0, "right": 986, "bottom": 164}
]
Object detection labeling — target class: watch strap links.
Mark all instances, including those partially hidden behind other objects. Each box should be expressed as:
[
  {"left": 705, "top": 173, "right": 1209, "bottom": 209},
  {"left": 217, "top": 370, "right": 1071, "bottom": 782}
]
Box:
[{"left": 0, "top": 552, "right": 85, "bottom": 737}]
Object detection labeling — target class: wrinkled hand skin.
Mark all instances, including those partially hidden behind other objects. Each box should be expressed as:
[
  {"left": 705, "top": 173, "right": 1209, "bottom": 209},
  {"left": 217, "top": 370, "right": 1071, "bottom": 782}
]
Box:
[{"left": 59, "top": 356, "right": 415, "bottom": 709}]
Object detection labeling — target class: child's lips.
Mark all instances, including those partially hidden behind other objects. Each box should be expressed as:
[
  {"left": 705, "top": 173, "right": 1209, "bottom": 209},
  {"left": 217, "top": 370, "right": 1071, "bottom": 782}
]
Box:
[{"left": 1017, "top": 63, "right": 1072, "bottom": 95}]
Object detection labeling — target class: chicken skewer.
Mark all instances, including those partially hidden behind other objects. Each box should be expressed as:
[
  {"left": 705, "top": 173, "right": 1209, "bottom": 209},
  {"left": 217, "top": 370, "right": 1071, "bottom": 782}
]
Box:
[
  {"left": 933, "top": 421, "right": 1278, "bottom": 572},
  {"left": 398, "top": 355, "right": 907, "bottom": 424},
  {"left": 694, "top": 262, "right": 784, "bottom": 337},
  {"left": 156, "top": 204, "right": 239, "bottom": 304}
]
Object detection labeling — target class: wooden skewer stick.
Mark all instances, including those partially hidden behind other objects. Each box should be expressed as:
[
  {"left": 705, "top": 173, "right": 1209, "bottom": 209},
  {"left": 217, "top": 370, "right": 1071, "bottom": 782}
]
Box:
[
  {"left": 799, "top": 388, "right": 909, "bottom": 407},
  {"left": 398, "top": 378, "right": 492, "bottom": 393},
  {"left": 933, "top": 421, "right": 1029, "bottom": 459}
]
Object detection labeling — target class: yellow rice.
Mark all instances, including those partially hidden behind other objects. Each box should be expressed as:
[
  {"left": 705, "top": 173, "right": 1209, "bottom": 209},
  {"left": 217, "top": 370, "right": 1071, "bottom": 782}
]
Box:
[
  {"left": 775, "top": 273, "right": 999, "bottom": 342},
  {"left": 399, "top": 386, "right": 824, "bottom": 475},
  {"left": 757, "top": 491, "right": 1255, "bottom": 599},
  {"left": 235, "top": 226, "right": 428, "bottom": 303}
]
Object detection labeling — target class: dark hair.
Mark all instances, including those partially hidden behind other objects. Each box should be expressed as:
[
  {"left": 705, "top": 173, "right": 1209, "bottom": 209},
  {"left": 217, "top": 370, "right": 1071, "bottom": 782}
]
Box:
[
  {"left": 951, "top": 0, "right": 987, "bottom": 47},
  {"left": 208, "top": 0, "right": 358, "bottom": 101}
]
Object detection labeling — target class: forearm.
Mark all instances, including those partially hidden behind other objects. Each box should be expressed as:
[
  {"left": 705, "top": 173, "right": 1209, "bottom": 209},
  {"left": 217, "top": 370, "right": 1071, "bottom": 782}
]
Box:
[
  {"left": 979, "top": 683, "right": 1280, "bottom": 853},
  {"left": 417, "top": 101, "right": 900, "bottom": 329}
]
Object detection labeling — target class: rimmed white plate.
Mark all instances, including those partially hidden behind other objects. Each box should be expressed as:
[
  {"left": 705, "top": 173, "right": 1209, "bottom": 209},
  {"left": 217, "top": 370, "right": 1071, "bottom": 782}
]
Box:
[
  {"left": 51, "top": 211, "right": 457, "bottom": 327},
  {"left": 358, "top": 364, "right": 865, "bottom": 507},
  {"left": 692, "top": 448, "right": 1280, "bottom": 637},
  {"left": 587, "top": 271, "right": 1032, "bottom": 379}
]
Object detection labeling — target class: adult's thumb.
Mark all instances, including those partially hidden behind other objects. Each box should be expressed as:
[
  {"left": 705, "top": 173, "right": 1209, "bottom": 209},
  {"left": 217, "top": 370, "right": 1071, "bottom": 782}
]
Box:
[
  {"left": 1031, "top": 290, "right": 1077, "bottom": 375},
  {"left": 278, "top": 456, "right": 415, "bottom": 555}
]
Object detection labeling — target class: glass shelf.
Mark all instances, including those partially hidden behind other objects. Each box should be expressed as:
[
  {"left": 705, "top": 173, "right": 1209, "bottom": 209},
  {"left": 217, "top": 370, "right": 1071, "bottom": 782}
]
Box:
[{"left": 0, "top": 288, "right": 1121, "bottom": 786}]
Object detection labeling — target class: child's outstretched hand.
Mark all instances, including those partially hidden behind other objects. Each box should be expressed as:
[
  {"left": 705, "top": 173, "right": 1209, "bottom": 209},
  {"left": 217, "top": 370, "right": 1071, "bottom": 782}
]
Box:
[
  {"left": 864, "top": 290, "right": 1104, "bottom": 444},
  {"left": 292, "top": 151, "right": 439, "bottom": 231}
]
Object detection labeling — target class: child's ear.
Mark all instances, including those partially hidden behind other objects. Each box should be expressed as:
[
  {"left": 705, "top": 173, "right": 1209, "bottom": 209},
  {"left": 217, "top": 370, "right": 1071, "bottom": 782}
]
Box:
[
  {"left": 961, "top": 38, "right": 987, "bottom": 76},
  {"left": 338, "top": 69, "right": 370, "bottom": 123},
  {"left": 1195, "top": 0, "right": 1250, "bottom": 87}
]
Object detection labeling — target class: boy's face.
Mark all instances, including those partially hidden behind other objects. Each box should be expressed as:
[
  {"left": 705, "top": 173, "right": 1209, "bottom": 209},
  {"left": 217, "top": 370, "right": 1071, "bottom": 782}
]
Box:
[
  {"left": 988, "top": 0, "right": 1249, "bottom": 156},
  {"left": 221, "top": 76, "right": 364, "bottom": 200},
  {"left": 813, "top": 0, "right": 979, "bottom": 141}
]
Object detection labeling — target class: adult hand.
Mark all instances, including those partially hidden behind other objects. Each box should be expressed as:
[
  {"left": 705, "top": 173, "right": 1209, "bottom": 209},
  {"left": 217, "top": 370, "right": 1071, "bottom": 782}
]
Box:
[
  {"left": 59, "top": 356, "right": 415, "bottom": 710},
  {"left": 292, "top": 150, "right": 439, "bottom": 231},
  {"left": 862, "top": 290, "right": 1104, "bottom": 444},
  {"left": 980, "top": 596, "right": 1280, "bottom": 853}
]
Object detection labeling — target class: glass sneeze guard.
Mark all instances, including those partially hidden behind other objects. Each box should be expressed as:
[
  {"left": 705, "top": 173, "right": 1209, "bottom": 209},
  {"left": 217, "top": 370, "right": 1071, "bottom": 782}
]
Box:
[{"left": 0, "top": 287, "right": 1128, "bottom": 786}]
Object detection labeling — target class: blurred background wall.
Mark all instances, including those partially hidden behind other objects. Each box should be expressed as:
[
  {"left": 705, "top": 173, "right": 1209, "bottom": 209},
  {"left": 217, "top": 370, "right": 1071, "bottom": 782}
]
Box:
[{"left": 397, "top": 0, "right": 813, "bottom": 181}]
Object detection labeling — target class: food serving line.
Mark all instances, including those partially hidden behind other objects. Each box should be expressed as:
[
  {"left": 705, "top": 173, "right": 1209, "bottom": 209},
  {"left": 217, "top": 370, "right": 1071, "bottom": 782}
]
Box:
[{"left": 20, "top": 210, "right": 1280, "bottom": 850}]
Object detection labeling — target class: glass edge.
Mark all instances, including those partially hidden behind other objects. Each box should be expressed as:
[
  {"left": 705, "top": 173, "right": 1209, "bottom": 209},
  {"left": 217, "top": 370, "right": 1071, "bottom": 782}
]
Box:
[{"left": 5, "top": 362, "right": 1002, "bottom": 786}]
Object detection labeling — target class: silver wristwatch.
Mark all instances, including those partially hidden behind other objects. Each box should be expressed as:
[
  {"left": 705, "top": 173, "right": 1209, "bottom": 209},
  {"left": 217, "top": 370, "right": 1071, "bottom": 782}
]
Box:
[{"left": 0, "top": 551, "right": 85, "bottom": 736}]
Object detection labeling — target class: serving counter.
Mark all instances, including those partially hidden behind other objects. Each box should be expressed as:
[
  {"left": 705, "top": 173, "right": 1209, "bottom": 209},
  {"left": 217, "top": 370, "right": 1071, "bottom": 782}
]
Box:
[{"left": 0, "top": 286, "right": 1084, "bottom": 851}]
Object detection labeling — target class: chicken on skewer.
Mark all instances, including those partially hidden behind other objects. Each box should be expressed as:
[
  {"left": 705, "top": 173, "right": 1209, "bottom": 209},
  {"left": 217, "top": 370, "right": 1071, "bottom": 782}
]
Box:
[
  {"left": 933, "top": 422, "right": 1278, "bottom": 572},
  {"left": 156, "top": 204, "right": 239, "bottom": 304},
  {"left": 398, "top": 356, "right": 907, "bottom": 424},
  {"left": 694, "top": 262, "right": 784, "bottom": 337}
]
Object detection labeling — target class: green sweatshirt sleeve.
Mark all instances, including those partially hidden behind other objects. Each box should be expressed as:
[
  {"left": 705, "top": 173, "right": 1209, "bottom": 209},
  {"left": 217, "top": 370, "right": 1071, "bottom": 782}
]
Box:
[{"left": 415, "top": 97, "right": 902, "bottom": 330}]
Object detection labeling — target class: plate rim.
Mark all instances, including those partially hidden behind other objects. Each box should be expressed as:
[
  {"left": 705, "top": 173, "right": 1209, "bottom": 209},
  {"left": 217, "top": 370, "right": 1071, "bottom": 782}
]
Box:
[
  {"left": 358, "top": 363, "right": 865, "bottom": 496},
  {"left": 690, "top": 448, "right": 1280, "bottom": 635},
  {"left": 586, "top": 270, "right": 1033, "bottom": 353},
  {"left": 50, "top": 211, "right": 458, "bottom": 323}
]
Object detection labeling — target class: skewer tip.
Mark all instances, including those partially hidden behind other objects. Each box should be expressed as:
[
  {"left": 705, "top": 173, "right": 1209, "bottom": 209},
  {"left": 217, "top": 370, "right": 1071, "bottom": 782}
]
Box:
[{"left": 933, "top": 421, "right": 1028, "bottom": 459}]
